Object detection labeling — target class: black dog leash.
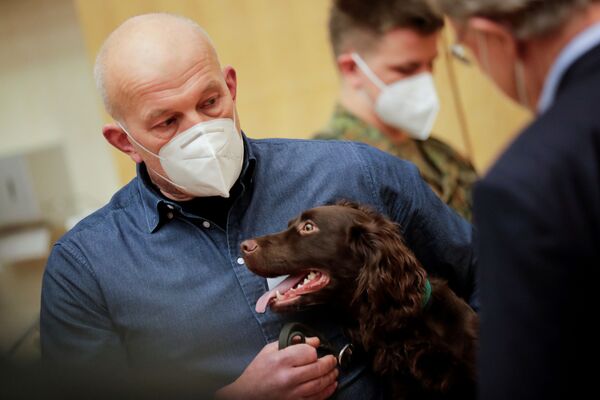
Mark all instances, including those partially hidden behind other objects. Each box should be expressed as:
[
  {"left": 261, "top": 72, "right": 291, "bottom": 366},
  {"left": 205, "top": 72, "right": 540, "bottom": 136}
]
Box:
[{"left": 278, "top": 322, "right": 354, "bottom": 370}]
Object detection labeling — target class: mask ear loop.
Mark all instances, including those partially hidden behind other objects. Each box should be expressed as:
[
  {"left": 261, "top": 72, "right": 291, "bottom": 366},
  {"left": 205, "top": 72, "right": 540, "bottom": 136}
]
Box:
[
  {"left": 514, "top": 60, "right": 530, "bottom": 109},
  {"left": 116, "top": 122, "right": 188, "bottom": 191},
  {"left": 117, "top": 122, "right": 167, "bottom": 161},
  {"left": 475, "top": 32, "right": 492, "bottom": 77},
  {"left": 351, "top": 53, "right": 387, "bottom": 91}
]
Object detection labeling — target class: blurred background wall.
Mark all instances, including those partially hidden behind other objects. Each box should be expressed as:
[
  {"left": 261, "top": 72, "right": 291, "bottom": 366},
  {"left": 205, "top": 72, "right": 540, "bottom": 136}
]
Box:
[
  {"left": 0, "top": 0, "right": 119, "bottom": 360},
  {"left": 1, "top": 0, "right": 530, "bottom": 362},
  {"left": 1, "top": 0, "right": 119, "bottom": 222}
]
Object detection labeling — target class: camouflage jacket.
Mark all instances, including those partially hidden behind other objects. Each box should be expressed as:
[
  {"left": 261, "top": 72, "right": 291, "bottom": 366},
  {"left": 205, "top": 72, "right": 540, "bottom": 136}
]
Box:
[{"left": 314, "top": 105, "right": 478, "bottom": 221}]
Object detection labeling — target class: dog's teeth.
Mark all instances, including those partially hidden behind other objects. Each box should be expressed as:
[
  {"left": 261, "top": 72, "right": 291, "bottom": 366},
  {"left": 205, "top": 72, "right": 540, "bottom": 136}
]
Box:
[
  {"left": 307, "top": 272, "right": 316, "bottom": 280},
  {"left": 303, "top": 278, "right": 310, "bottom": 284},
  {"left": 276, "top": 290, "right": 283, "bottom": 300}
]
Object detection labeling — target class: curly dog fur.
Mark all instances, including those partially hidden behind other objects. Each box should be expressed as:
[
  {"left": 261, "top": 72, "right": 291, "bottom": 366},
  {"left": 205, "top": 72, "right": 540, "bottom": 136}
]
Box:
[{"left": 242, "top": 201, "right": 478, "bottom": 399}]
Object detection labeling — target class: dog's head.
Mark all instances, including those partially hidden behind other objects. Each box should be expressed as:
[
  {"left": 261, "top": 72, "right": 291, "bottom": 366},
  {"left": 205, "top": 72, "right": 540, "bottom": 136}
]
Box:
[{"left": 242, "top": 201, "right": 427, "bottom": 316}]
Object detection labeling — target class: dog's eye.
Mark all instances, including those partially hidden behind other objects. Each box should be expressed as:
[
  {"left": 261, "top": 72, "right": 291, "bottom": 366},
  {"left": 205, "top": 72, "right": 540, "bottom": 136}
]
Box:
[{"left": 300, "top": 221, "right": 318, "bottom": 234}]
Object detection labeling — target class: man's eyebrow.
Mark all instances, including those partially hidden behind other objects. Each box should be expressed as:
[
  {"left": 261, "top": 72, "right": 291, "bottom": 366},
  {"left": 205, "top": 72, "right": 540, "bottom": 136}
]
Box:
[
  {"left": 146, "top": 108, "right": 170, "bottom": 121},
  {"left": 394, "top": 53, "right": 439, "bottom": 69},
  {"left": 144, "top": 80, "right": 223, "bottom": 122}
]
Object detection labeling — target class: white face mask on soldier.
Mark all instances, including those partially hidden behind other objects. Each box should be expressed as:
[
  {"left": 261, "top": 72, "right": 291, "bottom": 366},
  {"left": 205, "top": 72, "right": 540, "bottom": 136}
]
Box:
[
  {"left": 351, "top": 52, "right": 440, "bottom": 141},
  {"left": 119, "top": 116, "right": 244, "bottom": 198}
]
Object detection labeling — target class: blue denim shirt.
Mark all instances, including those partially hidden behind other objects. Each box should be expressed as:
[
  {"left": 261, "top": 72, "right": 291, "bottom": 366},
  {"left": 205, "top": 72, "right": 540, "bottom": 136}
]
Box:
[{"left": 41, "top": 136, "right": 477, "bottom": 398}]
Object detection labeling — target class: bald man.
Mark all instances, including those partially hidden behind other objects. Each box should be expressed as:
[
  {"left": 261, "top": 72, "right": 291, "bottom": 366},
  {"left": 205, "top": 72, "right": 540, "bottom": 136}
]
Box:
[{"left": 40, "top": 13, "right": 477, "bottom": 399}]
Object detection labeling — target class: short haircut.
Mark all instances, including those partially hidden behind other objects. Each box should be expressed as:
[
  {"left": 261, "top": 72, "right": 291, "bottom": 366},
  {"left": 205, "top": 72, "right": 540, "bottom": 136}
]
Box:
[
  {"left": 328, "top": 0, "right": 445, "bottom": 57},
  {"left": 430, "top": 0, "right": 598, "bottom": 39}
]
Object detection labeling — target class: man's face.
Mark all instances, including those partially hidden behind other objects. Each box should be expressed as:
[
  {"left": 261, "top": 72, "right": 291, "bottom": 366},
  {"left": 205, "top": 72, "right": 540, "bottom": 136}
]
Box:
[
  {"left": 452, "top": 19, "right": 534, "bottom": 110},
  {"left": 123, "top": 64, "right": 234, "bottom": 144},
  {"left": 115, "top": 49, "right": 237, "bottom": 197},
  {"left": 358, "top": 28, "right": 440, "bottom": 101}
]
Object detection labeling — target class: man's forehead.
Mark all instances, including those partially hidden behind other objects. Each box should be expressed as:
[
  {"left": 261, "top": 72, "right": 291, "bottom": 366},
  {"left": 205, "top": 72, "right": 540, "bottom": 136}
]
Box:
[
  {"left": 375, "top": 28, "right": 439, "bottom": 54},
  {"left": 114, "top": 46, "right": 216, "bottom": 89},
  {"left": 112, "top": 52, "right": 222, "bottom": 121},
  {"left": 100, "top": 15, "right": 220, "bottom": 118}
]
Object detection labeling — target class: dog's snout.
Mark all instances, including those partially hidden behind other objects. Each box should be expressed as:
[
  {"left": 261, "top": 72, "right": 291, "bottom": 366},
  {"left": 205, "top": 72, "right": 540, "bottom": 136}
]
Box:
[{"left": 241, "top": 239, "right": 259, "bottom": 254}]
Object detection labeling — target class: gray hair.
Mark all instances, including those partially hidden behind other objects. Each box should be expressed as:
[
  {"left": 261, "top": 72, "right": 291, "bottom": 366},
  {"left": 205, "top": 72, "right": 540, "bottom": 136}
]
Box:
[
  {"left": 93, "top": 13, "right": 214, "bottom": 118},
  {"left": 430, "top": 0, "right": 598, "bottom": 39}
]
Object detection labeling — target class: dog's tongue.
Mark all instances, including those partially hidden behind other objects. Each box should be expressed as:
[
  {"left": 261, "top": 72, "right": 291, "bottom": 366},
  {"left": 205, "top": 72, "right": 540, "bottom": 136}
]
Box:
[{"left": 255, "top": 273, "right": 305, "bottom": 313}]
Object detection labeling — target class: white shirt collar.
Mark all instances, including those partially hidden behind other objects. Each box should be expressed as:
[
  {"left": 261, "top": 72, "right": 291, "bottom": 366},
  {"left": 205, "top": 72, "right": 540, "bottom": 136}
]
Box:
[{"left": 538, "top": 22, "right": 600, "bottom": 113}]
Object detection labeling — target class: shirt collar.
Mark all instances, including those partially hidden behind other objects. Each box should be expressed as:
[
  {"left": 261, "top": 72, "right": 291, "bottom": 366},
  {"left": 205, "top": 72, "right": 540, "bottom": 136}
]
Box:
[
  {"left": 136, "top": 132, "right": 256, "bottom": 233},
  {"left": 538, "top": 22, "right": 600, "bottom": 113}
]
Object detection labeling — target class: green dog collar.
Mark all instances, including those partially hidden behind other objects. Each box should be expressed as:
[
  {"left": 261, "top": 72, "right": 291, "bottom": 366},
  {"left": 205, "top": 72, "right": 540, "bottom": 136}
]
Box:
[{"left": 422, "top": 279, "right": 432, "bottom": 308}]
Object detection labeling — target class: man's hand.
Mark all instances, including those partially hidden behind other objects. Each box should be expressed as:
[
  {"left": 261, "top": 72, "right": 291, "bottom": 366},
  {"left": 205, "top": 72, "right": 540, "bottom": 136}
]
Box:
[{"left": 216, "top": 337, "right": 338, "bottom": 400}]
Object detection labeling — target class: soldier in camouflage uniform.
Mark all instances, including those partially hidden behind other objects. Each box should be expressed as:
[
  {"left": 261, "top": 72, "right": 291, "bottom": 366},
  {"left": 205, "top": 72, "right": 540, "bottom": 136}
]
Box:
[
  {"left": 316, "top": 105, "right": 477, "bottom": 221},
  {"left": 318, "top": 0, "right": 478, "bottom": 221}
]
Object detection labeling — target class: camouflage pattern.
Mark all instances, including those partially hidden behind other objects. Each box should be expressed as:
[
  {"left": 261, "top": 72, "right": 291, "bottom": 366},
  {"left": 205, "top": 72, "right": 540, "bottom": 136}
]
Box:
[{"left": 314, "top": 105, "right": 478, "bottom": 221}]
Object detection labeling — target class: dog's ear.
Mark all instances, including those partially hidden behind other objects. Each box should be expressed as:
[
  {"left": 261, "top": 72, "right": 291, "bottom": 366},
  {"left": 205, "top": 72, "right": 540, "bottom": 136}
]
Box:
[
  {"left": 348, "top": 220, "right": 378, "bottom": 253},
  {"left": 349, "top": 216, "right": 428, "bottom": 351},
  {"left": 348, "top": 219, "right": 382, "bottom": 302}
]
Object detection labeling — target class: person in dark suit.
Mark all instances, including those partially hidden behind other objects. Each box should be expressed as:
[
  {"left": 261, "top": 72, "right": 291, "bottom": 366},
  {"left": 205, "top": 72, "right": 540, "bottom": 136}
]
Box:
[{"left": 431, "top": 0, "right": 600, "bottom": 399}]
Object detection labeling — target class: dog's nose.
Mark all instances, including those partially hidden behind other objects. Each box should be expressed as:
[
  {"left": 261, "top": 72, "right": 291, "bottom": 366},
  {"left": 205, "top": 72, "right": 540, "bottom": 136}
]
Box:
[{"left": 241, "top": 239, "right": 259, "bottom": 254}]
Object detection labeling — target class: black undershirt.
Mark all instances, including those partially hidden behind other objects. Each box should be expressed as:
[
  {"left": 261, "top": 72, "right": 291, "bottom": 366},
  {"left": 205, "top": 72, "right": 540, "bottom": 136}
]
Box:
[{"left": 177, "top": 181, "right": 242, "bottom": 230}]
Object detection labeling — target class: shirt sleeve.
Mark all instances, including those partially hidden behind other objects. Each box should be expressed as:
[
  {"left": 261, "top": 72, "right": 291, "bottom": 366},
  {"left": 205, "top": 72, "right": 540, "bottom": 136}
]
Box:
[
  {"left": 40, "top": 242, "right": 127, "bottom": 366},
  {"left": 358, "top": 144, "right": 478, "bottom": 308}
]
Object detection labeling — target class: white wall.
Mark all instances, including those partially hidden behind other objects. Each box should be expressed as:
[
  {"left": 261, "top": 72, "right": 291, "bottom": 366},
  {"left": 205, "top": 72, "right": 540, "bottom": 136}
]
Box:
[{"left": 0, "top": 0, "right": 119, "bottom": 225}]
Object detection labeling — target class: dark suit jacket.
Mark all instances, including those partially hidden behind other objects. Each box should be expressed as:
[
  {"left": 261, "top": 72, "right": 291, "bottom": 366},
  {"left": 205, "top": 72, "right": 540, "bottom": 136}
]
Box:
[{"left": 474, "top": 43, "right": 600, "bottom": 399}]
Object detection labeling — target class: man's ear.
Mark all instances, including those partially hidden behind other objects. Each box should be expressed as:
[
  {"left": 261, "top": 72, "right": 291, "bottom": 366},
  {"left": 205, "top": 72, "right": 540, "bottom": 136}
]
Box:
[
  {"left": 223, "top": 66, "right": 237, "bottom": 102},
  {"left": 337, "top": 53, "right": 363, "bottom": 89},
  {"left": 103, "top": 123, "right": 143, "bottom": 163},
  {"left": 466, "top": 17, "right": 518, "bottom": 61}
]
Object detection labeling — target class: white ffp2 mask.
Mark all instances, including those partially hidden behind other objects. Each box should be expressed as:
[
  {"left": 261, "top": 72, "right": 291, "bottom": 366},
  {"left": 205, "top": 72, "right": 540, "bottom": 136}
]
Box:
[
  {"left": 119, "top": 117, "right": 244, "bottom": 198},
  {"left": 352, "top": 52, "right": 440, "bottom": 141}
]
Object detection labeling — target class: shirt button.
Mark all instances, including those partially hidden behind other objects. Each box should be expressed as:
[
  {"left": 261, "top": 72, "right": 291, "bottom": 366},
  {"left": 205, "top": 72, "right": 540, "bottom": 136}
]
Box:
[
  {"left": 237, "top": 257, "right": 245, "bottom": 265},
  {"left": 166, "top": 212, "right": 174, "bottom": 219},
  {"left": 202, "top": 221, "right": 211, "bottom": 228}
]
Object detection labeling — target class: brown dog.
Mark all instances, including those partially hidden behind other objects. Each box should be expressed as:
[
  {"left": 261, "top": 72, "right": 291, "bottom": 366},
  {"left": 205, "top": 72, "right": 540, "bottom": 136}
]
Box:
[{"left": 241, "top": 201, "right": 478, "bottom": 399}]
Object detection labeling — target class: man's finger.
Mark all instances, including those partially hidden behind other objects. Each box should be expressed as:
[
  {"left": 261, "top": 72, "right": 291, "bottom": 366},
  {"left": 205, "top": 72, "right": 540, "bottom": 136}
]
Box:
[
  {"left": 304, "top": 336, "right": 320, "bottom": 348},
  {"left": 260, "top": 340, "right": 281, "bottom": 355},
  {"left": 291, "top": 354, "right": 337, "bottom": 384},
  {"left": 302, "top": 380, "right": 338, "bottom": 400},
  {"left": 293, "top": 362, "right": 339, "bottom": 397},
  {"left": 278, "top": 342, "right": 319, "bottom": 367}
]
